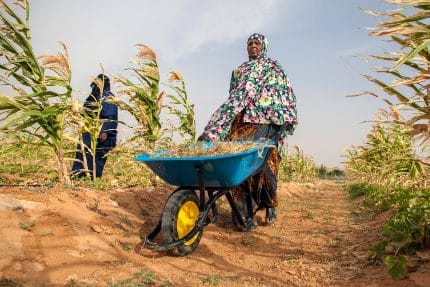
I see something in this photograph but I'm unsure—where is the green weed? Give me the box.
[202,274,222,286]
[107,270,156,287]
[19,220,36,231]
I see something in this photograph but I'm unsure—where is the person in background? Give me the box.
[198,33,298,229]
[71,74,118,179]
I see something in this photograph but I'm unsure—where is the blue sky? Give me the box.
[26,0,392,167]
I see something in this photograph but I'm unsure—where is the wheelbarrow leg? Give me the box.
[196,165,218,225]
[244,182,254,221]
[244,183,257,231]
[225,191,244,226]
[225,191,256,231]
[207,190,219,224]
[145,216,162,240]
[196,166,206,210]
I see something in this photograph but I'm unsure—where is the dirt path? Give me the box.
[0,181,429,286]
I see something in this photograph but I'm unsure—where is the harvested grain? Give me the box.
[152,141,272,158]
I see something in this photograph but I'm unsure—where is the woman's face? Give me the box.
[247,39,263,59]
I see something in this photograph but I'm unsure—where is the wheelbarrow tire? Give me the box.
[161,189,203,256]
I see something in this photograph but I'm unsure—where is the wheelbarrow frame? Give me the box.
[139,142,275,252]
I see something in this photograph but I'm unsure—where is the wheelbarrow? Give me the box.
[135,141,274,256]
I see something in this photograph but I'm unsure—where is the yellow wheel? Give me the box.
[161,189,202,256]
[177,201,200,246]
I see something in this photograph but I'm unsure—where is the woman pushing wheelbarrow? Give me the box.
[198,33,298,228]
[137,33,297,255]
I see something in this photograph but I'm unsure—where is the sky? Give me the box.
[12,0,395,167]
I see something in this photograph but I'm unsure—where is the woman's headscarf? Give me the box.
[89,74,111,101]
[247,33,268,60]
[85,74,112,112]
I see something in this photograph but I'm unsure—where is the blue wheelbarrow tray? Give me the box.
[135,141,275,254]
[135,141,275,188]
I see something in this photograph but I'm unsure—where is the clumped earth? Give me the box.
[0,181,429,287]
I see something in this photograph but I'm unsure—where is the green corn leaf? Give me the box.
[392,39,430,70]
[365,76,424,111]
[0,1,26,25]
[0,10,43,80]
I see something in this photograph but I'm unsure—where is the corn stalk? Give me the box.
[112,45,163,151]
[279,145,317,183]
[0,0,73,184]
[345,114,429,279]
[113,45,196,150]
[163,71,196,143]
[363,0,430,150]
[345,114,427,189]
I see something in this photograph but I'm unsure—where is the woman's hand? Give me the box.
[99,132,107,142]
[197,134,209,142]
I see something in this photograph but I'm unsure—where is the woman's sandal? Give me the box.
[266,207,277,225]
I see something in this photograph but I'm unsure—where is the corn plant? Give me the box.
[163,71,196,143]
[102,146,154,187]
[0,133,55,184]
[113,45,196,151]
[279,145,317,183]
[112,44,164,151]
[345,116,429,278]
[346,115,427,190]
[363,0,430,148]
[355,2,430,277]
[80,75,111,180]
[0,0,74,184]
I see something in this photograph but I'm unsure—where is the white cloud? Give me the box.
[27,0,295,93]
[162,0,278,60]
[30,0,289,71]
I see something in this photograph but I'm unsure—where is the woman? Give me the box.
[198,33,297,228]
[71,74,118,179]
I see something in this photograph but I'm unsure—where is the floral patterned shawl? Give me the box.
[200,33,298,146]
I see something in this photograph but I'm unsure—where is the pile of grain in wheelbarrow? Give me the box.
[154,141,270,158]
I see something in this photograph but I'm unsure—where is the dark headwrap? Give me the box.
[89,74,111,101]
[84,74,112,113]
